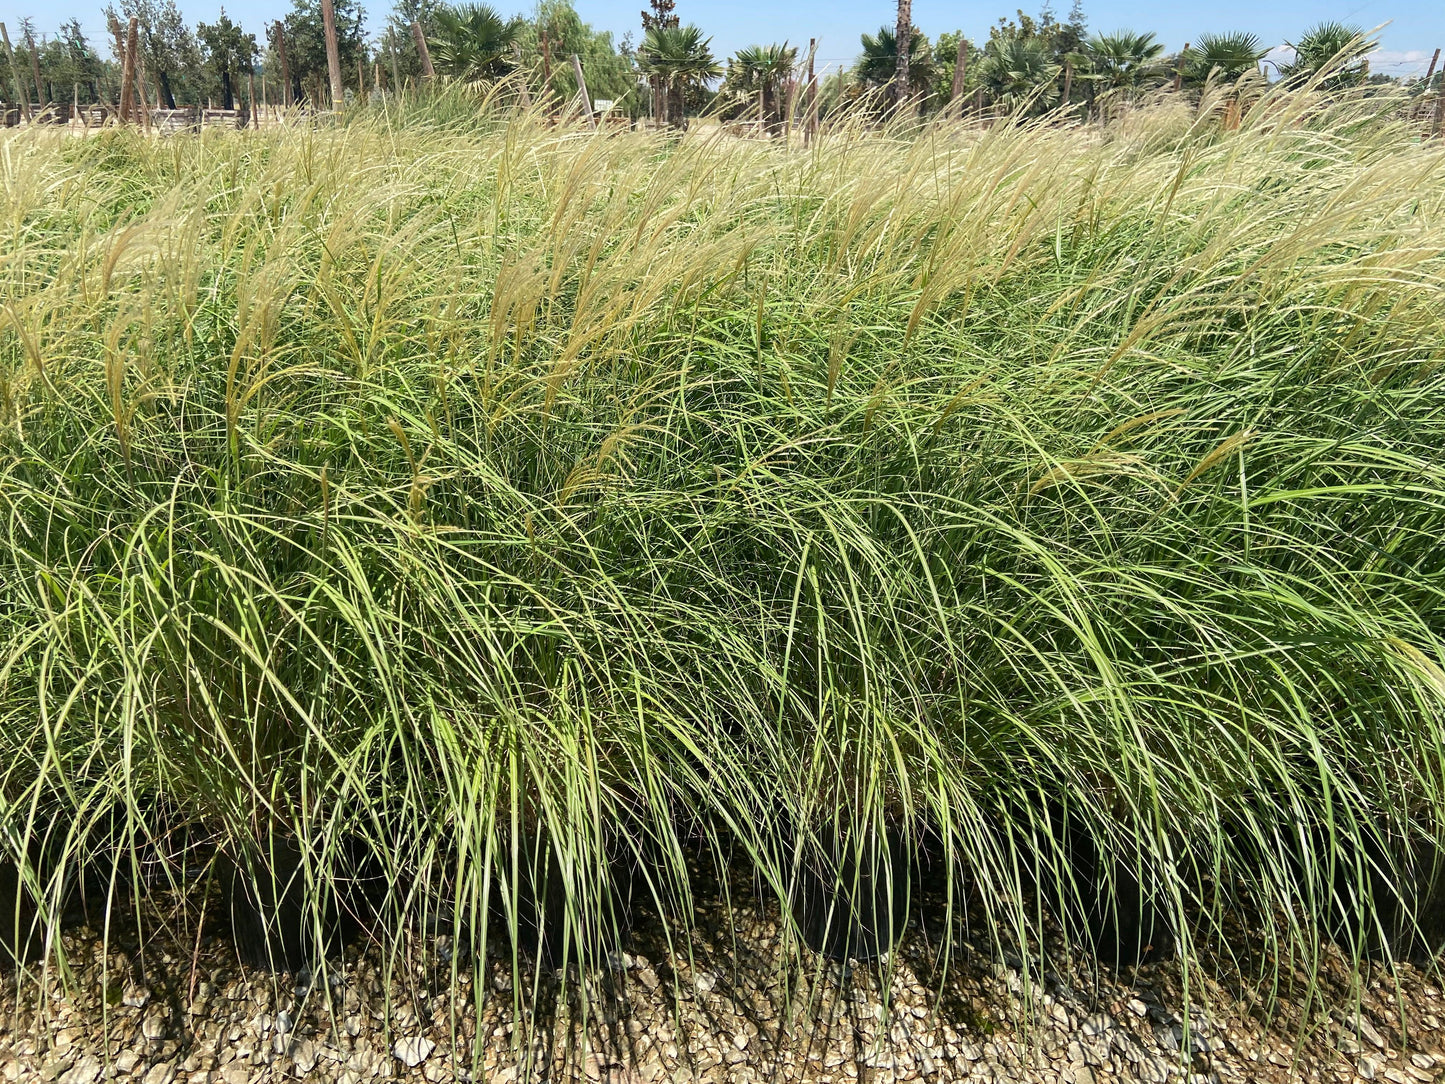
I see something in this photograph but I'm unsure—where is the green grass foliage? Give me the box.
[1,81,1444,1001]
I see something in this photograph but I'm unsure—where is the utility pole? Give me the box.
[893,0,912,111]
[571,54,595,129]
[949,37,968,117]
[320,0,345,109]
[0,24,30,123]
[411,21,435,81]
[274,23,293,108]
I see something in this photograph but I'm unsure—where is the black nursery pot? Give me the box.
[788,824,915,962]
[489,829,641,970]
[1010,796,1175,970]
[0,858,43,968]
[219,834,380,973]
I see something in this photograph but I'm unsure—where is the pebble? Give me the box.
[393,1038,435,1068]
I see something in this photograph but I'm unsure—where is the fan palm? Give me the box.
[979,36,1060,114]
[638,25,720,127]
[1280,22,1371,89]
[1187,32,1267,83]
[727,42,797,133]
[428,3,525,83]
[1085,30,1164,90]
[855,27,934,96]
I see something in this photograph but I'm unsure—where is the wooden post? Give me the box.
[1426,48,1441,86]
[757,86,764,136]
[411,21,435,81]
[248,70,258,126]
[1173,43,1188,92]
[121,18,139,123]
[358,56,365,96]
[805,40,818,145]
[950,37,968,117]
[320,0,345,109]
[1062,58,1073,111]
[388,39,401,94]
[0,24,30,123]
[274,23,292,108]
[571,54,596,129]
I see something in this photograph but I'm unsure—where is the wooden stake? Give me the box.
[950,36,968,116]
[1062,58,1073,112]
[320,0,345,109]
[274,23,292,108]
[1425,48,1440,87]
[412,21,435,81]
[358,56,365,96]
[388,39,401,94]
[571,54,595,129]
[0,24,30,123]
[248,70,258,127]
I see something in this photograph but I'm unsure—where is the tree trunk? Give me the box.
[0,25,30,122]
[805,40,818,144]
[159,69,176,111]
[320,0,345,109]
[221,69,233,111]
[893,0,912,110]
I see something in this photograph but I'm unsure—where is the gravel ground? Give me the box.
[3,861,1444,1084]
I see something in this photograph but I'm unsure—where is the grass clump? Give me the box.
[0,82,1443,1011]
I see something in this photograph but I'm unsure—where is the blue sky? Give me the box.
[15,0,1444,78]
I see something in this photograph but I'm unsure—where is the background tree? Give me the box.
[932,30,979,106]
[1185,31,1266,84]
[105,0,203,108]
[637,23,717,126]
[639,0,676,32]
[724,42,796,132]
[283,0,366,105]
[979,34,1059,112]
[854,26,933,103]
[197,10,258,108]
[517,0,633,107]
[378,0,441,84]
[1280,22,1371,90]
[1084,29,1163,90]
[428,3,521,82]
[50,19,106,102]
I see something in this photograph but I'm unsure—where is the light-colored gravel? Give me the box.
[3,874,1444,1083]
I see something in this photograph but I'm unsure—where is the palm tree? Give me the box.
[638,24,720,127]
[1085,30,1164,90]
[727,42,797,134]
[1280,22,1370,89]
[979,36,1060,113]
[1186,32,1267,83]
[428,3,524,82]
[855,27,934,101]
